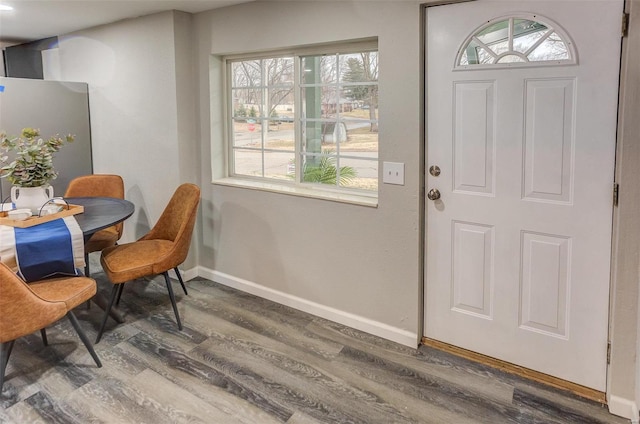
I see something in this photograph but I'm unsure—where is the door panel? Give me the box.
[424,0,622,390]
[523,78,574,203]
[453,81,495,195]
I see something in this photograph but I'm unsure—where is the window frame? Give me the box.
[221,39,379,204]
[454,14,577,71]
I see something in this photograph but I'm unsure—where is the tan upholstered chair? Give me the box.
[96,183,200,343]
[64,174,125,276]
[0,263,102,392]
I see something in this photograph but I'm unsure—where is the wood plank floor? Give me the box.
[0,259,629,423]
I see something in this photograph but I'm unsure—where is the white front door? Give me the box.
[424,0,622,391]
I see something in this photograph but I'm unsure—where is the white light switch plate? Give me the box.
[383,161,405,185]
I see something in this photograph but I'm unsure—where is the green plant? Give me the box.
[301,153,357,186]
[0,127,74,187]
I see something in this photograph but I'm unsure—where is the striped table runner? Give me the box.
[0,216,85,282]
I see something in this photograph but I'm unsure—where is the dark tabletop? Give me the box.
[64,197,135,237]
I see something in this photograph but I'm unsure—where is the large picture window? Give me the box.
[227,42,379,195]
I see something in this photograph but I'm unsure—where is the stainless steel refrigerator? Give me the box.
[0,77,93,202]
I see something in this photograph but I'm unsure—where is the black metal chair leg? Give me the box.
[40,328,48,346]
[0,341,15,393]
[95,284,120,344]
[84,253,92,309]
[115,283,125,305]
[84,252,90,276]
[174,267,188,295]
[163,272,182,330]
[66,312,101,367]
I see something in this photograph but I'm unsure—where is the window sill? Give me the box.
[212,177,378,207]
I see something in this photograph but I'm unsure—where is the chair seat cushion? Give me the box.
[101,240,174,284]
[29,276,97,310]
[85,226,119,253]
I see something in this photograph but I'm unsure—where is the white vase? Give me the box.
[11,185,54,215]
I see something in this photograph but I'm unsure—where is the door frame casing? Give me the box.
[607,0,640,420]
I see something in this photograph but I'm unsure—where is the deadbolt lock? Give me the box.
[429,165,441,177]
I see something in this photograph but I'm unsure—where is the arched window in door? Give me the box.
[456,15,576,69]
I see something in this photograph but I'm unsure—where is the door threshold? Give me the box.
[421,337,606,404]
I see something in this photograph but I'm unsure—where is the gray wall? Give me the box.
[195,1,422,346]
[54,12,199,253]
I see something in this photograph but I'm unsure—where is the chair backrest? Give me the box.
[65,174,125,238]
[141,183,200,272]
[0,263,66,343]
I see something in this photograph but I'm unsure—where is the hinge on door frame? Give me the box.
[613,183,620,207]
[607,341,612,364]
[622,13,630,37]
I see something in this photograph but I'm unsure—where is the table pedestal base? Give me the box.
[92,294,126,323]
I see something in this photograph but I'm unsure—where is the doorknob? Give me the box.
[427,189,441,201]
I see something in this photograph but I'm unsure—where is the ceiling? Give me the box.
[0,0,254,46]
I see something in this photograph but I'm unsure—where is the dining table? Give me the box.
[65,196,135,322]
[0,197,135,322]
[65,196,135,243]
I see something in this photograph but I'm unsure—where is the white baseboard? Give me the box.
[170,266,199,282]
[198,267,419,348]
[608,394,639,422]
